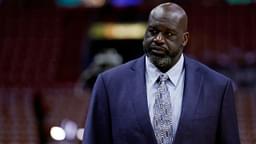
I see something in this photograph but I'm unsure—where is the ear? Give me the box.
[182,32,189,47]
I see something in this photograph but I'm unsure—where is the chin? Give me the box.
[149,54,173,71]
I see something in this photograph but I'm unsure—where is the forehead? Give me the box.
[148,15,180,32]
[148,7,182,30]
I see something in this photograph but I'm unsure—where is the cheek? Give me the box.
[166,41,178,48]
[167,38,183,48]
[166,42,183,54]
[143,38,152,47]
[142,39,146,47]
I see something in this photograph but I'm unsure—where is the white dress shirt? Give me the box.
[145,54,185,137]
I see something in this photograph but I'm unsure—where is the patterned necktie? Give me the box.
[153,74,173,144]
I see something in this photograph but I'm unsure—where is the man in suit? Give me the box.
[83,2,240,144]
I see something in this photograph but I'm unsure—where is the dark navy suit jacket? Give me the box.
[83,55,240,144]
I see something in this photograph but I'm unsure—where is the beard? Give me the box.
[148,54,173,72]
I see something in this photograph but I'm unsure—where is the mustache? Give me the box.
[150,44,184,51]
[150,45,168,51]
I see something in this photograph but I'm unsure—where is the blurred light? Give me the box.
[76,128,84,141]
[50,127,66,141]
[89,22,146,39]
[56,0,81,8]
[111,0,143,7]
[61,119,78,140]
[81,0,106,7]
[226,0,252,5]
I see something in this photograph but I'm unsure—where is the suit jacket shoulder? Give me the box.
[185,56,233,85]
[99,56,145,85]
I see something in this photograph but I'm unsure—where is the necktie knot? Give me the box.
[159,74,169,83]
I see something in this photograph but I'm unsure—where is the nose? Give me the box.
[153,33,164,44]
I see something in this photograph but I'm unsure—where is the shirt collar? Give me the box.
[145,54,184,87]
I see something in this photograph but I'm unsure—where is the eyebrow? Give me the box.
[148,24,177,33]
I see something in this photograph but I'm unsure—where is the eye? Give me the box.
[148,28,158,35]
[165,32,174,37]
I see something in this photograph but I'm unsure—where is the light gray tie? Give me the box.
[153,74,173,144]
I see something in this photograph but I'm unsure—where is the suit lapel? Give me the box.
[130,56,158,144]
[174,56,204,143]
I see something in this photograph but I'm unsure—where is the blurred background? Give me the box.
[0,0,256,143]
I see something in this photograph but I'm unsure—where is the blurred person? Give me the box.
[83,2,240,144]
[74,48,123,95]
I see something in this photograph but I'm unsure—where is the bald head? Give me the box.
[149,2,188,32]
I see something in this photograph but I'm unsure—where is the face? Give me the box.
[143,6,189,72]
